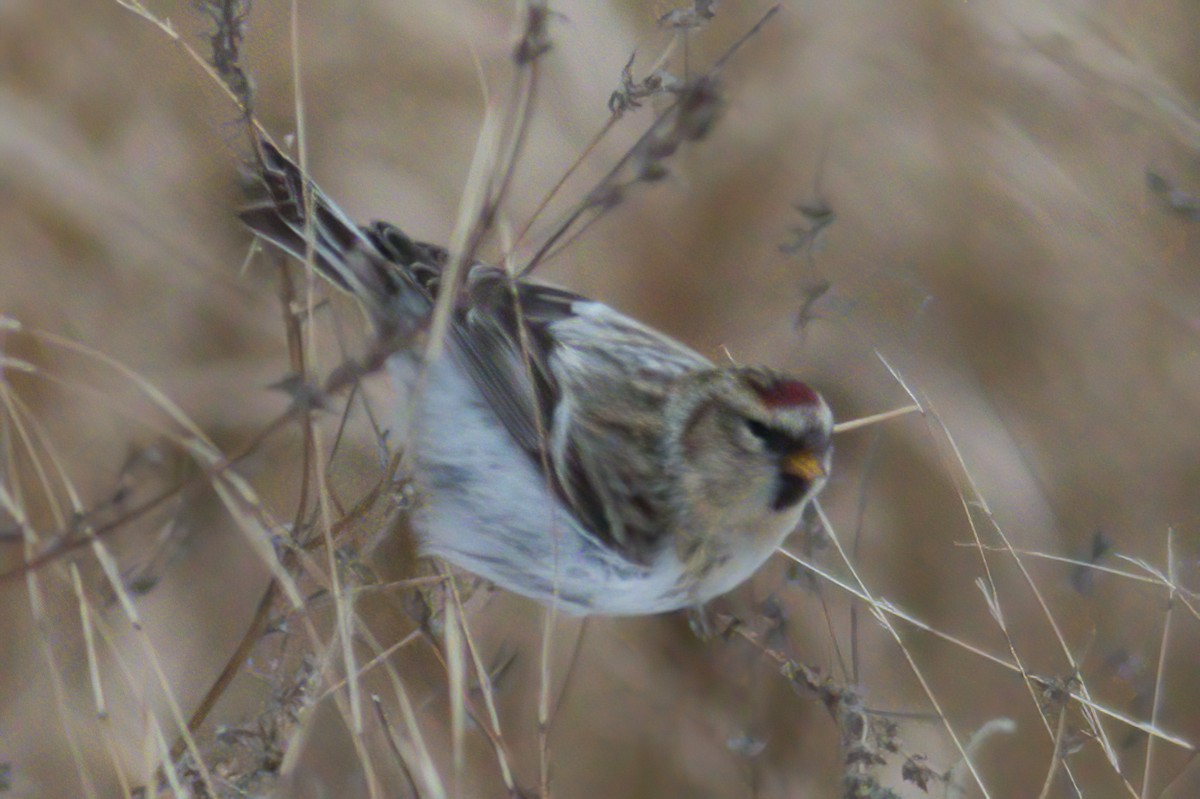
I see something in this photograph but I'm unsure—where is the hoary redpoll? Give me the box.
[240,138,833,615]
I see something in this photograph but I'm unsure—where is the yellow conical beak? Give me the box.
[783,450,826,481]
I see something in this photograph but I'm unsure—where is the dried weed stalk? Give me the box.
[2,1,1196,798]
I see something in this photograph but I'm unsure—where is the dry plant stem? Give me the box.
[325,612,448,796]
[511,114,619,253]
[517,86,682,276]
[509,12,685,254]
[166,252,322,758]
[0,384,119,714]
[113,0,252,117]
[17,323,307,606]
[12,513,189,797]
[538,598,557,799]
[780,545,1194,750]
[280,586,384,798]
[444,581,466,787]
[418,624,524,787]
[302,257,370,749]
[0,365,221,795]
[1037,702,1071,799]
[318,628,422,701]
[500,227,563,797]
[284,0,372,747]
[1,503,99,797]
[468,14,569,792]
[372,696,422,799]
[0,351,333,584]
[133,593,221,794]
[424,2,546,369]
[831,404,922,434]
[723,611,930,792]
[1140,528,1178,798]
[920,393,1139,793]
[4,395,146,796]
[0,379,186,578]
[0,322,364,794]
[151,720,187,797]
[168,258,322,757]
[519,5,781,278]
[69,565,106,716]
[98,730,136,799]
[964,544,1200,606]
[0,313,413,587]
[278,248,319,549]
[827,365,993,789]
[832,361,1190,783]
[324,374,384,511]
[377,647,448,799]
[0,249,381,586]
[875,354,1083,787]
[171,581,280,760]
[934,410,1080,788]
[445,572,519,792]
[0,350,298,589]
[967,538,1200,787]
[846,427,887,685]
[273,5,380,779]
[818,582,850,683]
[90,602,207,796]
[813,501,994,798]
[723,619,825,696]
[544,618,588,731]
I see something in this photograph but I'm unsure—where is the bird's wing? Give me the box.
[240,138,706,563]
[455,273,710,562]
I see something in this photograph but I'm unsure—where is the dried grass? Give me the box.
[1,0,1197,797]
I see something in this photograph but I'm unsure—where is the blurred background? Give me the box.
[1,1,1197,796]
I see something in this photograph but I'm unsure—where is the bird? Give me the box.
[239,137,833,616]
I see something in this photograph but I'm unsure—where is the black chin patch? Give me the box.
[772,473,809,511]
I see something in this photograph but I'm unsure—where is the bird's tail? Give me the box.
[239,137,412,314]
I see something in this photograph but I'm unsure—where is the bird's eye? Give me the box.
[744,418,804,456]
[745,418,772,442]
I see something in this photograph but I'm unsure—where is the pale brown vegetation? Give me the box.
[1,1,1197,797]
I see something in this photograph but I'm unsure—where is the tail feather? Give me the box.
[239,138,400,306]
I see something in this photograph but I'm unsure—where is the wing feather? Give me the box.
[240,139,709,564]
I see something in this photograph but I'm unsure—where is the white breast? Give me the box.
[388,350,694,615]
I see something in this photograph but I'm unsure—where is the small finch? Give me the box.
[241,138,833,615]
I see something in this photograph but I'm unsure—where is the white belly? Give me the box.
[389,352,695,615]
